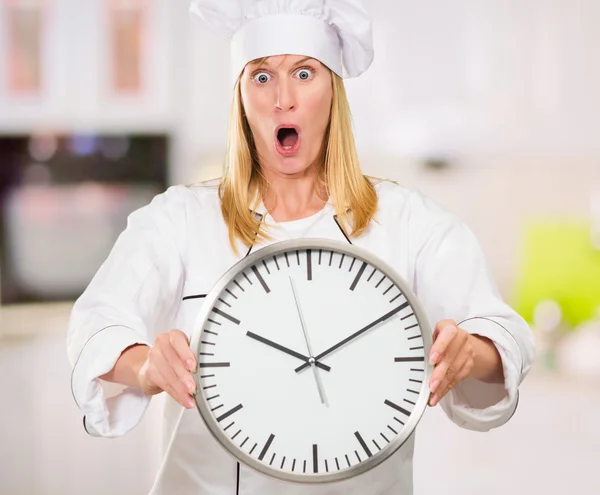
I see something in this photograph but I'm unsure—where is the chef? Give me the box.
[66,1,535,493]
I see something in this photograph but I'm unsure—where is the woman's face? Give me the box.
[240,55,333,178]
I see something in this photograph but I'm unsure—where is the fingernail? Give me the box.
[186,381,195,393]
[430,394,439,406]
[430,380,440,393]
[186,359,195,371]
[430,352,440,364]
[186,397,195,408]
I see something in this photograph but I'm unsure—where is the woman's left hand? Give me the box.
[427,319,475,407]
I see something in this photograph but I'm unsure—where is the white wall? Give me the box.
[1,0,599,296]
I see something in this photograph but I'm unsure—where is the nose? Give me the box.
[275,78,296,112]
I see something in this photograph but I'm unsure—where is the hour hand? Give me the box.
[246,331,331,372]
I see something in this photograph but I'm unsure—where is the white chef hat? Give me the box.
[189,0,374,81]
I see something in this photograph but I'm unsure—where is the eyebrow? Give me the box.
[253,56,315,70]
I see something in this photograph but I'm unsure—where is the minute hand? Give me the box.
[294,301,409,373]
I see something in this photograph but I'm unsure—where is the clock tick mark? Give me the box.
[262,259,271,274]
[394,417,405,426]
[329,251,334,266]
[383,283,394,295]
[355,450,361,462]
[312,444,319,473]
[410,368,424,372]
[249,443,258,455]
[385,399,411,416]
[387,425,398,435]
[280,456,286,469]
[218,298,231,308]
[338,253,346,268]
[223,421,234,431]
[273,256,280,270]
[216,404,243,423]
[395,357,425,363]
[251,265,271,293]
[380,432,389,443]
[240,437,249,448]
[207,318,221,326]
[233,280,245,292]
[232,429,241,440]
[354,431,372,457]
[345,454,351,467]
[376,274,386,288]
[242,272,253,285]
[225,288,238,300]
[258,434,275,461]
[212,307,240,325]
[269,453,276,465]
[335,457,340,470]
[284,252,290,267]
[204,329,218,336]
[389,293,402,303]
[296,250,300,265]
[349,257,356,272]
[405,323,419,330]
[401,313,415,320]
[349,262,367,291]
[199,362,229,368]
[306,249,312,280]
[404,399,416,406]
[211,404,224,412]
[367,267,376,282]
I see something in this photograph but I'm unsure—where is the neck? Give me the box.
[260,167,327,222]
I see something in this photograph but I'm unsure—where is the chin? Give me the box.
[272,153,317,176]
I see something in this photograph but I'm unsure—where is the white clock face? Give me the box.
[191,240,432,483]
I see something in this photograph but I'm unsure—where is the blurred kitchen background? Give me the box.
[0,0,599,494]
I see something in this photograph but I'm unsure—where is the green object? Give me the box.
[513,218,600,328]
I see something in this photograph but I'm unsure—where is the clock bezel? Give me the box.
[190,238,433,484]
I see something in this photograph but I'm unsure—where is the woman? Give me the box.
[67,1,535,493]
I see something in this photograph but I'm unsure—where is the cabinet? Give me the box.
[0,0,176,133]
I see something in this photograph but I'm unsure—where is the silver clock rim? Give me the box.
[190,238,434,484]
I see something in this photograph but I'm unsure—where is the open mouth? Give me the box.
[275,125,301,155]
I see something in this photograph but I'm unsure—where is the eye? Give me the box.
[253,72,271,84]
[296,68,314,81]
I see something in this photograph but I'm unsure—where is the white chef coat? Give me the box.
[67,179,535,495]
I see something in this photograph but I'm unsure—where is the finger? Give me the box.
[429,320,458,364]
[436,354,472,402]
[429,330,468,392]
[152,345,195,408]
[169,329,196,372]
[430,346,473,405]
[161,336,197,395]
[429,360,473,407]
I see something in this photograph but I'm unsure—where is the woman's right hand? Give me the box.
[137,329,198,409]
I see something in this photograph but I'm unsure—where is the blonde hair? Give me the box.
[218,62,378,251]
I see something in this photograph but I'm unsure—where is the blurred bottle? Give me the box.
[532,300,564,373]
